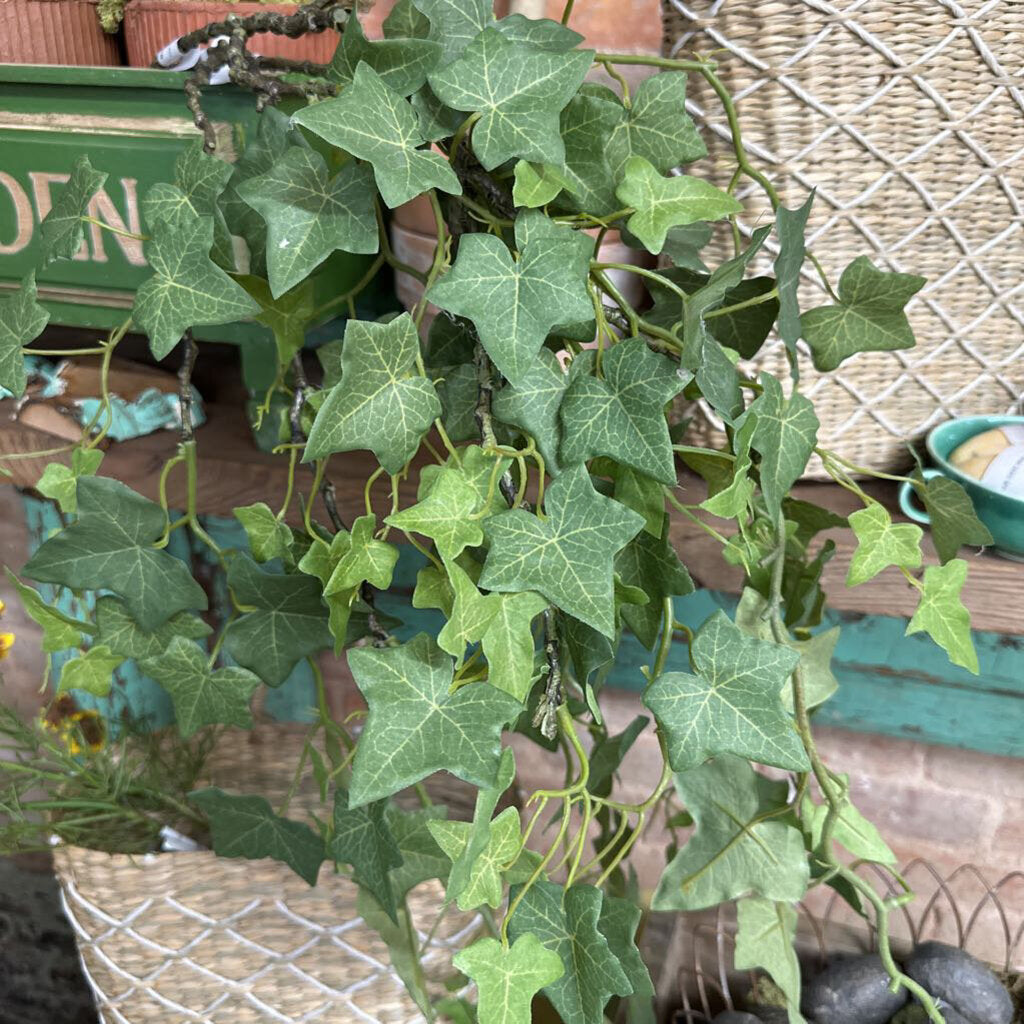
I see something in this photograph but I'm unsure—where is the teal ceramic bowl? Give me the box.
[899,415,1024,561]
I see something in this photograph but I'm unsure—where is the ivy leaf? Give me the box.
[801,783,895,865]
[438,560,500,663]
[428,29,593,171]
[291,64,462,209]
[224,553,332,686]
[0,273,50,398]
[801,257,926,372]
[454,935,564,1024]
[617,156,742,254]
[428,806,530,910]
[383,0,431,39]
[561,613,615,689]
[507,881,633,1024]
[304,314,441,473]
[142,142,235,269]
[133,216,260,360]
[774,191,814,362]
[906,558,978,673]
[58,645,123,697]
[662,222,713,272]
[734,898,804,1024]
[386,803,451,897]
[348,633,520,806]
[236,148,377,299]
[745,373,819,517]
[480,464,644,638]
[918,474,993,563]
[189,788,324,885]
[593,459,665,538]
[140,636,260,738]
[512,160,570,208]
[481,590,548,701]
[23,477,207,631]
[598,895,654,1001]
[412,0,493,62]
[615,517,693,649]
[644,611,809,772]
[588,716,648,796]
[696,417,756,520]
[386,466,484,562]
[495,12,583,51]
[417,444,513,520]
[4,571,89,653]
[653,755,808,911]
[234,501,295,565]
[94,595,211,661]
[39,155,108,264]
[327,11,442,95]
[329,791,403,922]
[35,448,104,515]
[846,503,922,585]
[328,515,399,594]
[560,339,688,485]
[426,212,592,385]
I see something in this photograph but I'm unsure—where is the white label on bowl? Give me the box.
[981,444,1024,499]
[1001,424,1024,446]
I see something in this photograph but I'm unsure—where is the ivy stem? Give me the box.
[80,215,148,242]
[592,261,690,305]
[22,347,107,357]
[448,112,481,166]
[560,0,575,25]
[704,286,779,320]
[310,252,385,321]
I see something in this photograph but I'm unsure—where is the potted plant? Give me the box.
[0,1,1005,1021]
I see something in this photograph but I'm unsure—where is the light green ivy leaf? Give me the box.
[35,448,104,515]
[94,595,211,661]
[4,570,90,654]
[906,558,978,673]
[512,160,570,208]
[305,313,441,473]
[653,755,808,911]
[480,463,644,638]
[846,502,923,585]
[39,155,108,265]
[292,63,462,209]
[617,155,742,254]
[644,611,809,772]
[386,466,483,562]
[348,633,520,806]
[234,501,296,566]
[0,273,50,398]
[58,644,123,697]
[801,256,926,372]
[734,898,805,1024]
[141,636,260,738]
[801,781,895,865]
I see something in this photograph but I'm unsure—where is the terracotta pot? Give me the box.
[0,0,120,65]
[123,0,338,67]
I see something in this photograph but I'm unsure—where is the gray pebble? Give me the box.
[903,943,1013,1024]
[802,954,908,1024]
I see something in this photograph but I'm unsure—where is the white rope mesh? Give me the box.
[664,0,1024,472]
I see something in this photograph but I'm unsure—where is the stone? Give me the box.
[801,954,908,1024]
[712,1013,763,1024]
[750,1008,792,1023]
[903,943,1013,1024]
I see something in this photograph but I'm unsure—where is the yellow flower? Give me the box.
[0,632,14,661]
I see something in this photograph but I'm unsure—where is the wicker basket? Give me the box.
[662,0,1024,474]
[52,726,481,1023]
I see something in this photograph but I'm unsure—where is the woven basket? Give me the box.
[662,0,1024,474]
[52,726,481,1023]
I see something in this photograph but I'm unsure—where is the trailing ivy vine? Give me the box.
[0,2,992,1021]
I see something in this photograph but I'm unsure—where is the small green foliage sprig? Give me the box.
[0,3,992,1022]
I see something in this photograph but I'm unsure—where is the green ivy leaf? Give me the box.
[734,898,804,1024]
[492,350,568,474]
[4,571,89,653]
[305,314,440,473]
[696,418,756,520]
[480,463,644,638]
[386,802,451,897]
[292,64,462,209]
[746,373,819,517]
[140,636,260,738]
[328,11,442,95]
[653,755,808,911]
[598,894,654,1001]
[59,644,123,696]
[348,633,520,806]
[906,558,978,673]
[801,782,895,865]
[329,515,399,594]
[428,29,593,170]
[801,257,926,372]
[512,159,571,208]
[23,477,207,632]
[773,191,814,363]
[329,791,403,922]
[236,148,377,299]
[615,516,693,649]
[142,142,235,269]
[480,590,548,701]
[417,444,513,519]
[587,715,648,796]
[0,273,50,398]
[224,553,332,686]
[427,212,592,385]
[39,155,108,265]
[412,0,493,61]
[918,474,993,563]
[454,935,564,1024]
[133,216,259,360]
[386,466,484,562]
[507,881,633,1024]
[495,12,583,51]
[94,595,211,661]
[616,156,742,254]
[783,497,848,548]
[234,501,295,565]
[644,611,809,772]
[438,559,500,662]
[846,503,922,585]
[561,341,687,485]
[35,448,104,515]
[383,0,431,39]
[189,788,324,885]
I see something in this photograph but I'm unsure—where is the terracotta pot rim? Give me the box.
[125,0,303,7]
[2,0,103,7]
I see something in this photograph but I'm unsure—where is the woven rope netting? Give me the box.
[663,0,1024,473]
